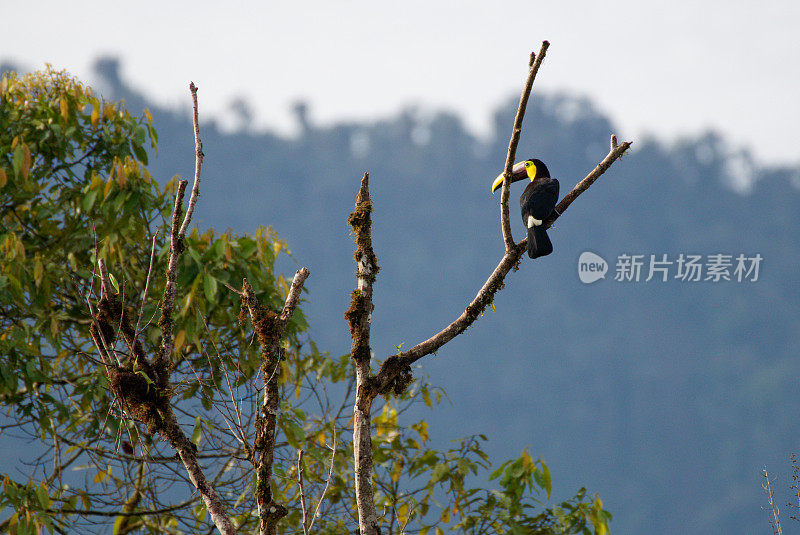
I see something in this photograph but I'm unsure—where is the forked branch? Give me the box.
[242,267,309,535]
[372,136,631,395]
[156,81,203,382]
[500,41,550,251]
[345,45,631,535]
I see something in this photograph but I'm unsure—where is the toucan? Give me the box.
[491,158,560,259]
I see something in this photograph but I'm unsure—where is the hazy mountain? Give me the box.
[7,56,800,533]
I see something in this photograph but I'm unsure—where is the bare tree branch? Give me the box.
[345,172,382,535]
[134,232,159,341]
[308,427,337,533]
[179,81,204,238]
[86,296,119,367]
[543,137,632,228]
[372,135,631,395]
[280,268,310,324]
[500,41,550,251]
[297,450,309,535]
[156,82,204,381]
[97,258,114,298]
[762,467,783,535]
[155,179,188,381]
[159,410,238,535]
[242,266,309,535]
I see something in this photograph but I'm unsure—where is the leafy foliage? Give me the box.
[0,66,307,534]
[0,68,609,534]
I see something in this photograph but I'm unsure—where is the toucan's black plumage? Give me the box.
[491,158,560,259]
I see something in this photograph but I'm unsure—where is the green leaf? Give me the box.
[188,247,202,264]
[489,460,511,481]
[108,272,119,293]
[183,382,200,400]
[508,459,524,478]
[134,126,146,145]
[12,144,24,178]
[132,143,148,165]
[439,507,450,523]
[203,274,217,302]
[542,463,552,499]
[82,188,99,211]
[147,123,158,146]
[191,416,203,446]
[134,370,153,385]
[193,502,208,524]
[36,482,50,510]
[422,387,432,408]
[281,419,304,449]
[25,359,45,383]
[430,463,449,484]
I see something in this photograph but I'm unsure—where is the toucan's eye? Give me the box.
[525,161,537,179]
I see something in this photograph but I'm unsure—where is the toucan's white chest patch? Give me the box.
[527,215,542,228]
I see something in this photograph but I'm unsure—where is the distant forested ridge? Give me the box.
[4,56,799,534]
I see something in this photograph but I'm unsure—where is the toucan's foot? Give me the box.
[549,207,560,229]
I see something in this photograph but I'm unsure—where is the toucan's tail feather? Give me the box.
[527,226,553,259]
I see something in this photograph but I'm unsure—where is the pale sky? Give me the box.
[4,0,799,165]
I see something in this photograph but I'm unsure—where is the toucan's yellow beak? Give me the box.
[491,174,504,193]
[491,161,528,193]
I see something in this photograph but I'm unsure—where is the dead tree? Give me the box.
[344,40,631,535]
